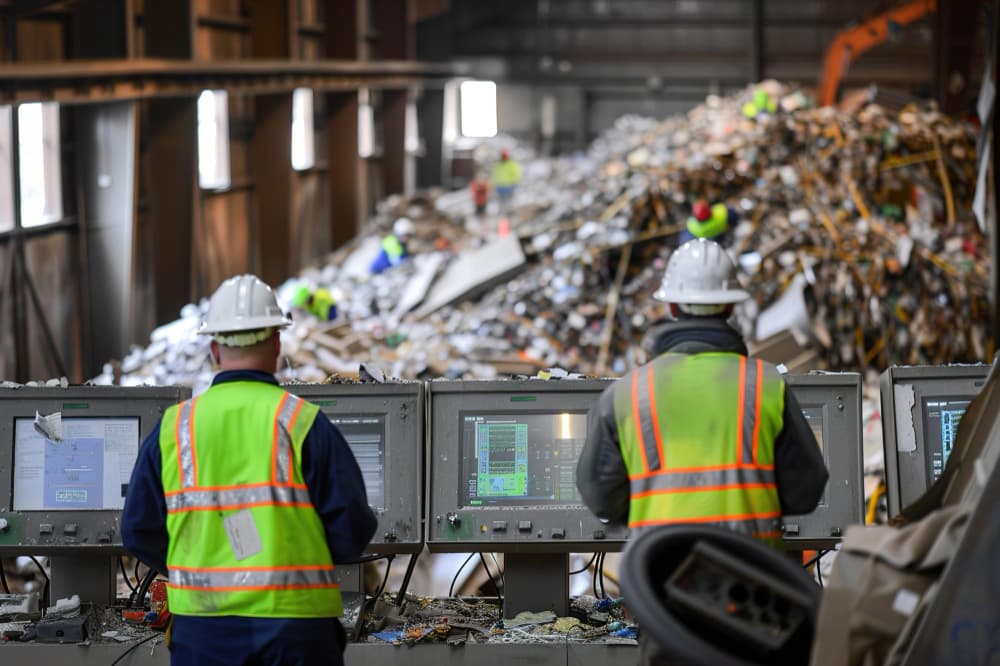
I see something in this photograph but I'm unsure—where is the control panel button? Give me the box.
[39,524,53,535]
[783,523,800,536]
[518,521,532,532]
[0,518,8,532]
[63,524,78,536]
[492,521,508,532]
[830,527,843,537]
[593,529,606,540]
[98,532,112,544]
[551,528,565,539]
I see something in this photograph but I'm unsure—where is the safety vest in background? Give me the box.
[159,381,342,617]
[613,352,785,546]
[492,160,522,188]
[382,234,406,264]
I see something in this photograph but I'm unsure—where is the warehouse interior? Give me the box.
[0,0,998,663]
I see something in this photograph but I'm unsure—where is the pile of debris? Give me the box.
[100,81,990,389]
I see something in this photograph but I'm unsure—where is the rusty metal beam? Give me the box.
[0,58,457,105]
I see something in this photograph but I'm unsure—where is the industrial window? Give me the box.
[291,88,315,171]
[358,90,375,158]
[460,80,498,138]
[18,102,63,228]
[0,106,13,232]
[405,99,421,153]
[197,90,231,190]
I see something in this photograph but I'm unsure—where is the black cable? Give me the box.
[597,553,606,599]
[134,560,141,587]
[570,554,598,576]
[449,553,476,598]
[342,553,392,565]
[802,550,829,569]
[28,556,49,608]
[119,557,136,594]
[592,554,600,599]
[0,559,10,594]
[133,568,158,608]
[816,560,825,588]
[394,552,420,606]
[373,554,394,600]
[109,632,161,666]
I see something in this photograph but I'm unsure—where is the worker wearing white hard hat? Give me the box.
[576,239,827,665]
[370,217,415,275]
[122,274,376,665]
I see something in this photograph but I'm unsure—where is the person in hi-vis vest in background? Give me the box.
[123,274,376,666]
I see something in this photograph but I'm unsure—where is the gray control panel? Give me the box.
[880,364,990,518]
[427,379,627,553]
[0,386,189,554]
[286,382,423,554]
[782,373,865,548]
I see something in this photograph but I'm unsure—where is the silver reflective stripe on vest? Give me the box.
[740,358,760,465]
[170,566,337,590]
[177,400,197,488]
[165,484,313,512]
[274,395,302,484]
[630,467,776,495]
[633,365,662,472]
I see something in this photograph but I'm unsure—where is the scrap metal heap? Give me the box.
[101,82,989,390]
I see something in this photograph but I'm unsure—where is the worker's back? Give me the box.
[160,380,341,618]
[612,351,785,545]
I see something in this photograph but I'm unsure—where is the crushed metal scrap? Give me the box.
[98,81,990,390]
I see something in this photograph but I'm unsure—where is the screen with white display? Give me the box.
[12,417,139,511]
[326,414,386,510]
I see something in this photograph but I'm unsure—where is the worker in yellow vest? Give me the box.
[122,274,377,665]
[491,148,522,215]
[576,240,827,662]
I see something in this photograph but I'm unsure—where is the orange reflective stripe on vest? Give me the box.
[272,393,305,485]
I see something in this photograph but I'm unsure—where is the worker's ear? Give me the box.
[271,332,281,359]
[209,340,221,366]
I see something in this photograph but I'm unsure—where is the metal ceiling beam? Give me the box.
[0,58,458,104]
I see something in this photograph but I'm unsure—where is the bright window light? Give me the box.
[18,102,62,228]
[358,94,375,158]
[197,90,231,190]
[460,80,498,138]
[291,88,315,171]
[405,100,420,153]
[0,106,13,232]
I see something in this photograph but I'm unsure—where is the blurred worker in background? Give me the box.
[576,239,827,665]
[291,283,338,322]
[370,217,415,275]
[680,199,737,245]
[123,274,377,666]
[742,87,778,120]
[491,149,522,215]
[470,171,491,216]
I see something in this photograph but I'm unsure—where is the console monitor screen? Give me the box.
[921,397,971,485]
[460,412,587,507]
[327,414,386,510]
[801,407,824,453]
[12,417,140,511]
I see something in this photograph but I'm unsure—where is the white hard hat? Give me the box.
[654,239,749,305]
[199,274,291,338]
[393,217,415,238]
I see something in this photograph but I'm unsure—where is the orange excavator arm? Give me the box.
[818,0,937,107]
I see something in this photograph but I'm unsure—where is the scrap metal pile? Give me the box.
[102,82,990,390]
